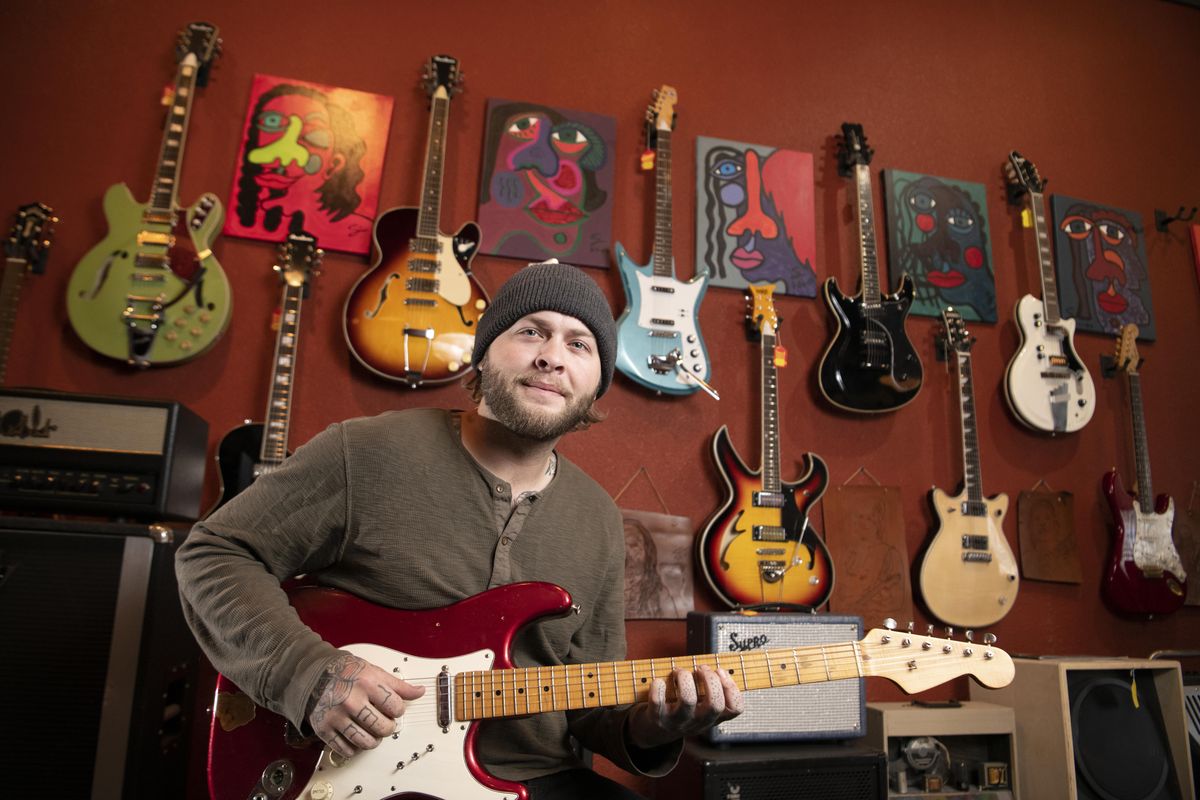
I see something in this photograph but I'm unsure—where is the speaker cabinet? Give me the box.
[0,516,200,798]
[970,657,1195,800]
[657,740,887,800]
[687,611,865,743]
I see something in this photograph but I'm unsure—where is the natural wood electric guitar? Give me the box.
[207,582,1014,800]
[919,308,1020,628]
[66,22,230,366]
[343,55,489,386]
[818,123,922,412]
[1,202,56,384]
[209,233,322,514]
[613,85,712,396]
[697,285,832,608]
[1101,324,1187,615]
[1002,151,1095,434]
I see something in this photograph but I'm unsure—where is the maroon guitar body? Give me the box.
[1101,470,1186,616]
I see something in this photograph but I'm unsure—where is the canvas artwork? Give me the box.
[477,99,615,268]
[882,170,996,322]
[621,509,695,620]
[1050,195,1156,340]
[695,136,817,297]
[223,74,394,255]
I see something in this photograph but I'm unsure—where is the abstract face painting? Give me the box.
[224,75,393,255]
[478,100,615,267]
[696,136,817,297]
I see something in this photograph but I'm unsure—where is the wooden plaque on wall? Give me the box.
[822,484,912,625]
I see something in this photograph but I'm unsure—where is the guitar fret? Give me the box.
[762,332,781,492]
[1128,373,1153,500]
[1029,193,1062,323]
[258,279,304,464]
[651,130,673,278]
[416,95,450,240]
[855,166,882,303]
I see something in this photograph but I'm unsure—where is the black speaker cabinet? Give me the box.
[688,611,865,742]
[657,740,887,800]
[970,657,1196,800]
[0,516,200,798]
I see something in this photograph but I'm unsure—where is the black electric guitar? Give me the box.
[209,234,322,514]
[818,123,922,412]
[1,203,56,384]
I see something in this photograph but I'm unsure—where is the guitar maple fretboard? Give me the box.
[415,92,451,241]
[651,128,674,278]
[0,258,29,384]
[761,331,782,493]
[1127,371,1154,501]
[149,56,201,216]
[259,279,305,466]
[1028,192,1061,323]
[455,640,865,720]
[954,347,987,515]
[854,164,882,306]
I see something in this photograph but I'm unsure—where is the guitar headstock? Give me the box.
[1114,323,1141,375]
[5,202,56,275]
[275,232,322,295]
[940,307,973,354]
[1004,150,1046,204]
[644,85,678,147]
[745,283,779,341]
[177,22,221,85]
[836,123,873,177]
[422,55,463,100]
[860,626,1015,694]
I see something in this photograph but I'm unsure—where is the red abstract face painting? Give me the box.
[224,75,394,255]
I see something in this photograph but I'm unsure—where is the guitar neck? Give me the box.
[148,55,202,218]
[0,257,29,384]
[415,91,451,238]
[761,331,782,492]
[651,129,674,277]
[1027,192,1061,323]
[853,164,882,305]
[1127,372,1154,501]
[954,347,986,514]
[258,282,305,466]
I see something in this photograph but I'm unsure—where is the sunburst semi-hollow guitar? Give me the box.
[818,123,922,412]
[1002,150,1095,434]
[697,285,833,609]
[1,203,56,384]
[343,55,489,386]
[206,582,1014,800]
[66,22,230,366]
[209,233,322,514]
[1101,324,1187,615]
[919,308,1020,628]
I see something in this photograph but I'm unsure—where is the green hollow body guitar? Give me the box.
[66,22,231,367]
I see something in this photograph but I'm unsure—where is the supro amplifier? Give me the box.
[0,388,207,520]
[687,611,865,743]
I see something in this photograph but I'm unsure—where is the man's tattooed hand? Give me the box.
[306,652,426,758]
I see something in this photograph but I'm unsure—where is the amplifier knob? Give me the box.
[136,482,152,494]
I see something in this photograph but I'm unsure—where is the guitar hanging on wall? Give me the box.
[209,233,322,514]
[66,22,230,367]
[697,284,832,609]
[818,123,922,412]
[919,308,1020,628]
[1002,151,1095,434]
[343,55,489,387]
[1101,324,1187,615]
[614,85,715,398]
[207,582,1014,800]
[1,203,56,385]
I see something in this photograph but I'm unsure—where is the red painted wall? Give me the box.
[2,1,1198,795]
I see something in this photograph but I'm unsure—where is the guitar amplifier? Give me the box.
[687,611,865,743]
[0,388,207,520]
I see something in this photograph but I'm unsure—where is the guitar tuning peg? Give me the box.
[926,624,934,636]
[983,633,997,645]
[946,626,954,639]
[883,618,896,631]
[965,630,974,643]
[652,88,659,99]
[906,621,914,633]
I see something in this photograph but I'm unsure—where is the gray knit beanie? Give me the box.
[472,261,617,397]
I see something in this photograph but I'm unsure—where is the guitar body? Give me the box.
[1004,294,1096,433]
[919,488,1019,627]
[208,422,291,515]
[343,206,486,385]
[697,425,833,608]
[818,274,922,412]
[66,183,230,365]
[613,243,710,394]
[208,582,574,800]
[1101,470,1187,615]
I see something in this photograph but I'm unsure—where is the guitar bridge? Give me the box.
[758,560,786,582]
[437,666,450,731]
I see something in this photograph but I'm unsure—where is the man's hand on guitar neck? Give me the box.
[308,652,425,758]
[625,664,744,748]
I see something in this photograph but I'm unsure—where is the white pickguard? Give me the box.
[1005,294,1096,433]
[1124,498,1187,579]
[435,233,472,308]
[295,644,517,800]
[632,269,706,385]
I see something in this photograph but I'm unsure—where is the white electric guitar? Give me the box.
[1002,151,1095,434]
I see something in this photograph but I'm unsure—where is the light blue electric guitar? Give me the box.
[614,86,715,398]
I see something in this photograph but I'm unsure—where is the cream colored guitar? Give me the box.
[919,308,1020,627]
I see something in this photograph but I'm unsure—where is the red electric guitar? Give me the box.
[206,582,1014,800]
[1101,324,1187,615]
[696,284,833,609]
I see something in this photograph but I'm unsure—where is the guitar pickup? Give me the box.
[961,534,989,550]
[752,525,787,541]
[753,491,786,508]
[1047,355,1069,367]
[962,551,993,563]
[650,285,676,294]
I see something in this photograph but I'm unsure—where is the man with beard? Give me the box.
[176,261,742,799]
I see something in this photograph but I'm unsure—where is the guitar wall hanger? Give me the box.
[1153,205,1196,232]
[1100,353,1144,379]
